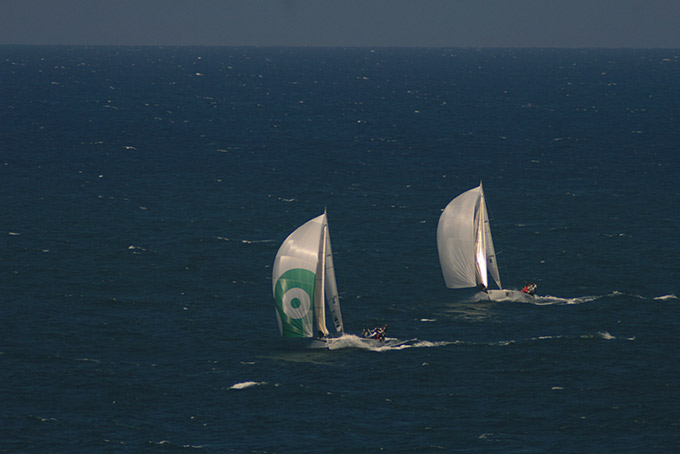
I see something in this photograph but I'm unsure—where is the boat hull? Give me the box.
[486,289,535,303]
[307,336,386,350]
[306,338,330,349]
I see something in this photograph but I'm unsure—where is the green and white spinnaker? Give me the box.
[272,212,344,339]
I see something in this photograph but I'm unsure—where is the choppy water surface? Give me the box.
[1,46,679,452]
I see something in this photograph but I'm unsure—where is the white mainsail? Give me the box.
[323,227,344,334]
[437,184,502,290]
[272,212,344,338]
[480,190,501,289]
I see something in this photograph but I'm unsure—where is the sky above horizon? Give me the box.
[2,0,680,48]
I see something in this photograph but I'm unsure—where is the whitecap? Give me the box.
[229,381,266,390]
[29,415,58,423]
[240,239,274,244]
[580,332,616,340]
[654,294,678,301]
[535,335,560,341]
[77,358,101,363]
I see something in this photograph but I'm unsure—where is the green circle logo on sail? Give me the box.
[274,268,315,337]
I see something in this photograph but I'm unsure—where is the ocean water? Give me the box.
[1,46,679,452]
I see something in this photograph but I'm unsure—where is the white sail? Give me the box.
[272,212,343,338]
[314,219,329,337]
[437,184,502,290]
[272,214,327,337]
[480,189,502,289]
[437,186,482,288]
[323,227,344,334]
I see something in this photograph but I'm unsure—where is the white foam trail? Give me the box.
[490,290,669,306]
[529,295,599,305]
[326,334,453,352]
[229,381,266,390]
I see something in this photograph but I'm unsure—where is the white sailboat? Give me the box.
[437,183,535,302]
[272,211,344,348]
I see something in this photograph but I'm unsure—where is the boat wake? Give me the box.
[527,294,601,305]
[462,290,678,307]
[459,292,599,305]
[532,292,678,305]
[327,334,453,352]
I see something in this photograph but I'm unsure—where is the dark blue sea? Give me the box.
[2,46,679,452]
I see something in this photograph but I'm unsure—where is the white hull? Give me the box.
[309,336,385,350]
[486,289,535,303]
[307,338,330,349]
[277,337,330,350]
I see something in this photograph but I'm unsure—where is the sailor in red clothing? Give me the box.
[522,283,537,295]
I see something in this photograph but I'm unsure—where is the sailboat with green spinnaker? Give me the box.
[272,210,344,348]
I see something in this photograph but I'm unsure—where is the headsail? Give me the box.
[272,212,343,338]
[479,188,501,289]
[323,226,344,334]
[437,184,502,290]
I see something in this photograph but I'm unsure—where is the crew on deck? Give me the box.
[362,324,387,341]
[521,283,537,295]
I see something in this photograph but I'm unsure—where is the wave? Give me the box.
[653,294,678,301]
[229,381,267,390]
[488,331,625,346]
[216,236,275,244]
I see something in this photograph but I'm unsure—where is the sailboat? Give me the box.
[272,211,344,348]
[437,183,535,302]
